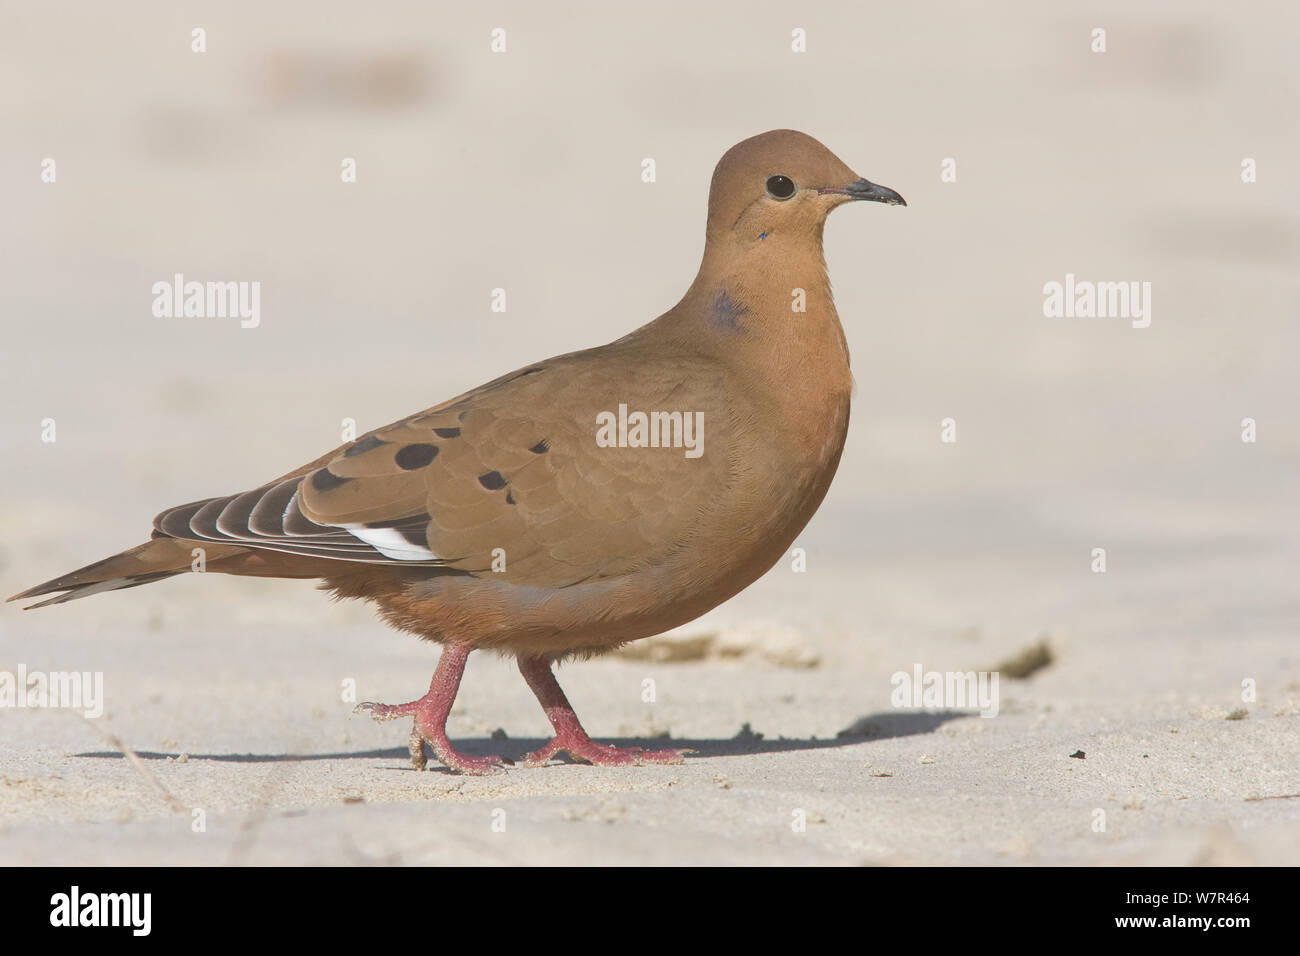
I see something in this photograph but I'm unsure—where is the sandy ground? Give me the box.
[2,556,1298,866]
[2,1,1298,865]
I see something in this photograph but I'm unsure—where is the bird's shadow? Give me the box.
[74,710,971,773]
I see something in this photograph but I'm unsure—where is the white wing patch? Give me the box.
[340,524,438,561]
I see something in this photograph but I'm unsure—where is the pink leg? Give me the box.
[517,656,692,767]
[354,643,504,775]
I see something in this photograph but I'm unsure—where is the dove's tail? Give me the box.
[7,537,336,609]
[7,538,226,608]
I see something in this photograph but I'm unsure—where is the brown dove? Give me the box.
[10,129,905,773]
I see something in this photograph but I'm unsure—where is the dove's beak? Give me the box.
[819,178,907,206]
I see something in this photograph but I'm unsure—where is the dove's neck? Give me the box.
[665,234,853,389]
[645,233,855,462]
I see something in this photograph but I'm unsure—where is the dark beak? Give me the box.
[819,178,907,206]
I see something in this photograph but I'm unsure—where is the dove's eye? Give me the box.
[765,175,796,200]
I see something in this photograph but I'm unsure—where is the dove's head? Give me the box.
[705,129,905,247]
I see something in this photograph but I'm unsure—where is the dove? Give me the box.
[10,129,905,773]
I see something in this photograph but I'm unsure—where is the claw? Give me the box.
[407,725,428,771]
[523,738,695,768]
[517,655,696,770]
[353,700,413,723]
[352,644,505,774]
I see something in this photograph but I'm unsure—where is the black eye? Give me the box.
[765,175,796,200]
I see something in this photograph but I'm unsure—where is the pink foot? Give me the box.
[517,655,694,769]
[354,643,505,775]
[522,734,690,768]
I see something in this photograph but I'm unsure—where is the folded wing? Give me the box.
[153,352,731,589]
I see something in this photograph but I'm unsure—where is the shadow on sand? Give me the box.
[75,709,973,771]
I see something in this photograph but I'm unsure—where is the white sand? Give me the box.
[2,0,1298,865]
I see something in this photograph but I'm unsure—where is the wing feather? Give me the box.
[150,351,733,584]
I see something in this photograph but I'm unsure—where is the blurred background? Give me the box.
[1,1,1296,734]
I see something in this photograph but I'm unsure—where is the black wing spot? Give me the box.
[397,524,430,548]
[433,427,461,438]
[395,443,439,470]
[344,434,388,457]
[311,468,351,492]
[478,471,507,491]
[528,439,550,454]
[505,490,516,505]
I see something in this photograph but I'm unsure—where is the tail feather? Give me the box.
[9,537,361,609]
[7,538,245,609]
[19,571,181,609]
